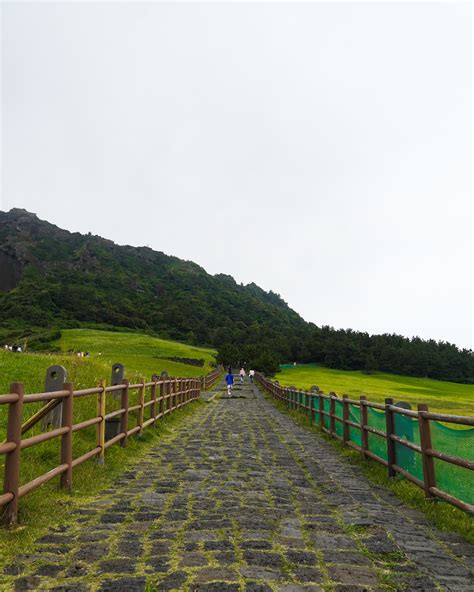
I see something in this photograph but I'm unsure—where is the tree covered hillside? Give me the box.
[1,208,473,381]
[0,209,311,372]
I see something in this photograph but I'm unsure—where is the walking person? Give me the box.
[249,369,255,383]
[225,370,234,396]
[239,367,246,384]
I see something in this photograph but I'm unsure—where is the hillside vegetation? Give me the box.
[276,364,474,416]
[1,208,473,382]
[0,329,216,396]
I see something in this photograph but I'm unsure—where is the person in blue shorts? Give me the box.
[225,371,234,396]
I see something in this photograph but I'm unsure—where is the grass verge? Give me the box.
[260,387,474,544]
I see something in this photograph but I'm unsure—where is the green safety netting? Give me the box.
[431,421,474,505]
[296,391,474,507]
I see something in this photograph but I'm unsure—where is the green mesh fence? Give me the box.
[348,403,361,446]
[431,422,474,506]
[298,392,474,509]
[323,398,330,429]
[367,408,388,461]
[311,395,320,423]
[334,399,344,438]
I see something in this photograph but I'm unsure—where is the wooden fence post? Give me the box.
[2,383,24,526]
[120,379,129,447]
[165,379,169,413]
[342,395,349,443]
[418,404,436,498]
[173,379,177,410]
[159,380,165,417]
[138,380,145,436]
[150,378,158,423]
[329,392,336,436]
[385,398,396,477]
[60,383,74,489]
[360,396,368,460]
[96,380,106,464]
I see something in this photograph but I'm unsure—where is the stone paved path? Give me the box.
[3,381,473,592]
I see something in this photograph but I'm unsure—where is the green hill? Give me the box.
[0,208,309,373]
[1,208,473,382]
[0,329,217,397]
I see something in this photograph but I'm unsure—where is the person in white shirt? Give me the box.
[239,367,246,383]
[249,369,255,383]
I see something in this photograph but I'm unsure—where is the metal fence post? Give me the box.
[2,383,24,526]
[418,404,436,499]
[60,382,74,489]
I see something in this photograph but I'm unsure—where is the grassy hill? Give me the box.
[1,208,473,381]
[0,329,216,397]
[276,364,474,416]
[0,208,309,374]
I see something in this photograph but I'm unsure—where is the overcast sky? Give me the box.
[1,2,472,349]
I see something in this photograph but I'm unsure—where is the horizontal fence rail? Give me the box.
[0,365,222,526]
[201,368,221,391]
[256,373,474,514]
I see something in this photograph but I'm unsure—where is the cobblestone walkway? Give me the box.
[4,382,473,592]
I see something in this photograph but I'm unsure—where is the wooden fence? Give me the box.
[201,367,221,390]
[256,373,474,514]
[0,366,222,526]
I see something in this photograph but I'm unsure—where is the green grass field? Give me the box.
[0,328,217,397]
[276,364,474,416]
[53,328,217,381]
[0,329,217,506]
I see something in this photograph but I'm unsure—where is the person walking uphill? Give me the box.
[225,371,234,396]
[239,367,246,384]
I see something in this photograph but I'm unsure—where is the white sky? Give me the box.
[1,2,472,349]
